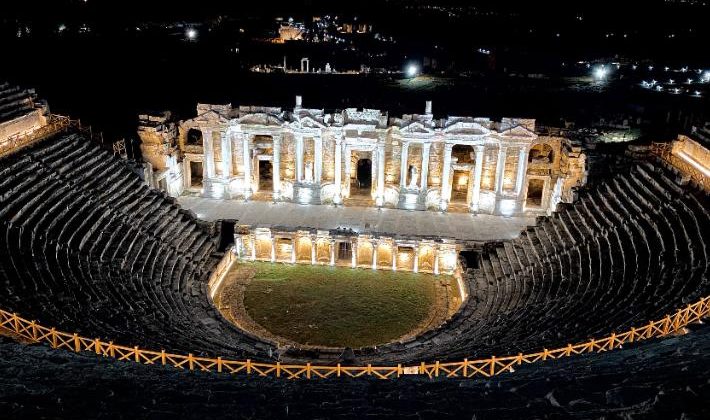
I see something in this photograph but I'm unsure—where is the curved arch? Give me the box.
[186,128,203,146]
[529,143,554,164]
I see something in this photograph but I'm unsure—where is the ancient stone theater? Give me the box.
[0,82,709,418]
[138,97,585,216]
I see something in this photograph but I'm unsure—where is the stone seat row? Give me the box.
[0,134,707,366]
[364,162,708,364]
[0,134,272,359]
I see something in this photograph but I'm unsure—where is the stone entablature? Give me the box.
[0,82,49,151]
[138,97,587,216]
[234,225,460,276]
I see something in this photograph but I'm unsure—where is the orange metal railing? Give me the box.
[0,296,707,380]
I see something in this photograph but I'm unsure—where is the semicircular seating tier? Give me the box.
[1,322,709,418]
[369,160,709,363]
[0,133,270,359]
[0,133,708,365]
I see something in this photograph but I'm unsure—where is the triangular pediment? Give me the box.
[400,121,435,134]
[292,115,326,129]
[502,125,536,137]
[193,109,229,124]
[238,113,284,126]
[443,121,491,135]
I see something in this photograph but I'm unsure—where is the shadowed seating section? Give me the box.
[0,133,708,365]
[0,82,41,124]
[372,162,709,363]
[0,134,270,358]
[1,323,709,419]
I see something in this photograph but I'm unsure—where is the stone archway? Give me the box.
[529,143,554,164]
[186,128,203,146]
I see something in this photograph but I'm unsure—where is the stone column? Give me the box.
[221,131,232,179]
[420,143,431,190]
[344,146,352,198]
[291,238,296,263]
[315,136,323,183]
[495,146,508,194]
[376,143,385,206]
[182,159,191,191]
[413,246,419,273]
[392,245,398,271]
[351,241,358,268]
[295,135,304,183]
[399,142,409,188]
[273,135,281,199]
[202,129,216,178]
[439,144,453,211]
[330,240,336,266]
[433,248,440,275]
[235,236,243,258]
[311,236,316,265]
[270,238,276,263]
[515,147,529,196]
[371,242,378,270]
[471,145,485,211]
[333,138,343,204]
[242,134,251,196]
[250,235,256,260]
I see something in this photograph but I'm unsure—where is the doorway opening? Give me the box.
[190,161,203,187]
[526,179,545,208]
[451,169,470,204]
[337,242,352,264]
[258,160,273,192]
[352,158,372,197]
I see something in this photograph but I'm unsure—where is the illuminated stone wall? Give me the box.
[0,112,46,147]
[0,83,49,150]
[674,135,710,171]
[139,100,585,215]
[235,227,460,275]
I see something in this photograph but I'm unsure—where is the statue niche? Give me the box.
[408,165,420,189]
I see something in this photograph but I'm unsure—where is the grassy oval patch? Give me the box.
[242,263,439,348]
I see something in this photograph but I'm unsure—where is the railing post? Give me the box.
[12,313,19,333]
[3,295,710,385]
[663,316,672,335]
